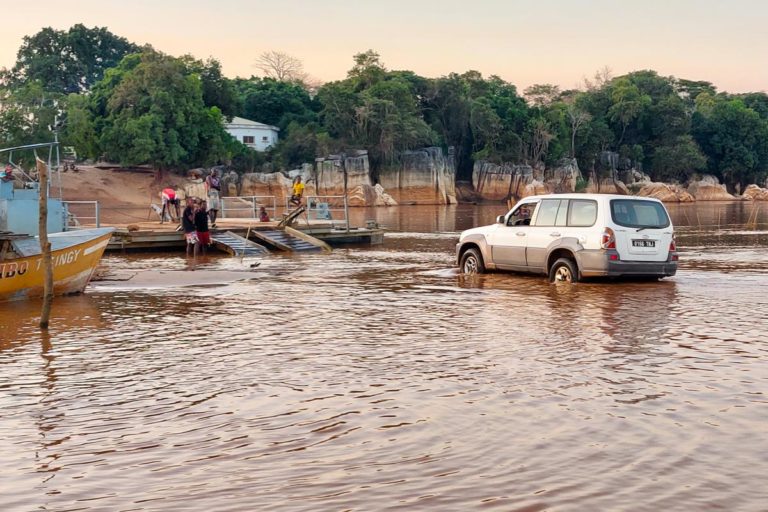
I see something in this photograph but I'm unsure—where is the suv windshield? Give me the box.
[610,199,670,229]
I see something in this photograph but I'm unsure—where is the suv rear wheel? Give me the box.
[549,257,578,283]
[460,247,485,275]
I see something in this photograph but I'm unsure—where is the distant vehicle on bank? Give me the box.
[456,193,678,283]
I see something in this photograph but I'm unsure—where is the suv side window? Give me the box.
[533,199,561,226]
[568,199,597,227]
[507,203,536,226]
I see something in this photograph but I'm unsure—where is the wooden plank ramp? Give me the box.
[250,228,330,253]
[211,231,269,257]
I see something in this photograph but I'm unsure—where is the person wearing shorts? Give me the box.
[195,200,211,254]
[161,187,180,223]
[205,169,222,227]
[182,197,199,257]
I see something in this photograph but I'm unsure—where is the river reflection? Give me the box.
[1,202,767,511]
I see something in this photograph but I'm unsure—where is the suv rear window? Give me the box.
[610,199,670,228]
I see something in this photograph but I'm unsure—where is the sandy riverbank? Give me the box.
[57,166,188,225]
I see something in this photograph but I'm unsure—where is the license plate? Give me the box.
[632,239,656,247]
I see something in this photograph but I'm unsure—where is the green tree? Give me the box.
[347,50,386,90]
[78,50,234,170]
[607,78,651,146]
[651,135,707,182]
[0,80,62,146]
[316,54,437,170]
[693,97,768,189]
[180,56,241,118]
[8,24,140,94]
[234,77,318,131]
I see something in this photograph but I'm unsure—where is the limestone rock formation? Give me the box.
[472,161,539,201]
[221,171,240,197]
[686,174,734,200]
[240,172,296,203]
[346,184,398,207]
[183,178,206,200]
[379,147,456,204]
[636,182,695,202]
[546,158,582,193]
[585,176,629,195]
[315,153,372,198]
[373,184,397,206]
[742,184,768,201]
[522,179,549,198]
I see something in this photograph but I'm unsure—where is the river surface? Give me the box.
[1,202,767,511]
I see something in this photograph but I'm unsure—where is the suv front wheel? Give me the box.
[549,257,578,283]
[460,247,485,275]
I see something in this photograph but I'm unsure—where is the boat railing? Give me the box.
[0,141,63,198]
[302,195,349,229]
[220,195,276,219]
[63,201,100,229]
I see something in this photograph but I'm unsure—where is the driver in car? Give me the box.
[515,205,531,225]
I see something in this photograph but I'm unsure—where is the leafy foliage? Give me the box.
[72,50,235,169]
[7,24,140,94]
[2,25,768,188]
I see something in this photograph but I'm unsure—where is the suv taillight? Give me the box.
[601,227,616,250]
[669,233,676,252]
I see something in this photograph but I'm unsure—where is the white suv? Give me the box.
[456,194,678,282]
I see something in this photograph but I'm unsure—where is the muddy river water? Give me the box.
[1,202,767,511]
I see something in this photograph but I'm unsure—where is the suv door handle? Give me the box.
[516,232,526,237]
[550,232,561,237]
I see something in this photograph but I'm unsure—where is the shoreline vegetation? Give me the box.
[3,25,768,208]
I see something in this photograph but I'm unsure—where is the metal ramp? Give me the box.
[250,227,330,253]
[211,231,269,257]
[277,205,307,228]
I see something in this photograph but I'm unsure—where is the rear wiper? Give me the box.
[635,226,650,232]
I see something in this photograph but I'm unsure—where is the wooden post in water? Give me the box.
[37,157,53,329]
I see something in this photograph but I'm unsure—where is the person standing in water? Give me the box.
[195,200,211,255]
[182,197,199,257]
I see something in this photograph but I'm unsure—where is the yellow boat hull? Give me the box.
[0,229,113,302]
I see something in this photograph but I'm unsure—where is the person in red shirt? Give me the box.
[161,187,180,223]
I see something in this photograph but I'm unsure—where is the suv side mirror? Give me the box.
[496,215,505,224]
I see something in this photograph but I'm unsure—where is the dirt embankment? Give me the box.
[58,166,186,224]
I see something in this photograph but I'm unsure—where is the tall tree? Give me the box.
[76,50,234,170]
[0,81,62,146]
[565,98,591,158]
[9,24,140,94]
[254,51,308,83]
[693,97,768,189]
[234,77,318,130]
[523,84,561,107]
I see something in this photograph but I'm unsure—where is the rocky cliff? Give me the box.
[585,176,629,195]
[686,174,734,200]
[472,158,581,201]
[636,182,695,202]
[472,162,534,201]
[201,148,760,207]
[378,147,456,205]
[742,184,768,201]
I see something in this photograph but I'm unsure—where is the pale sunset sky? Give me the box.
[2,0,766,93]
